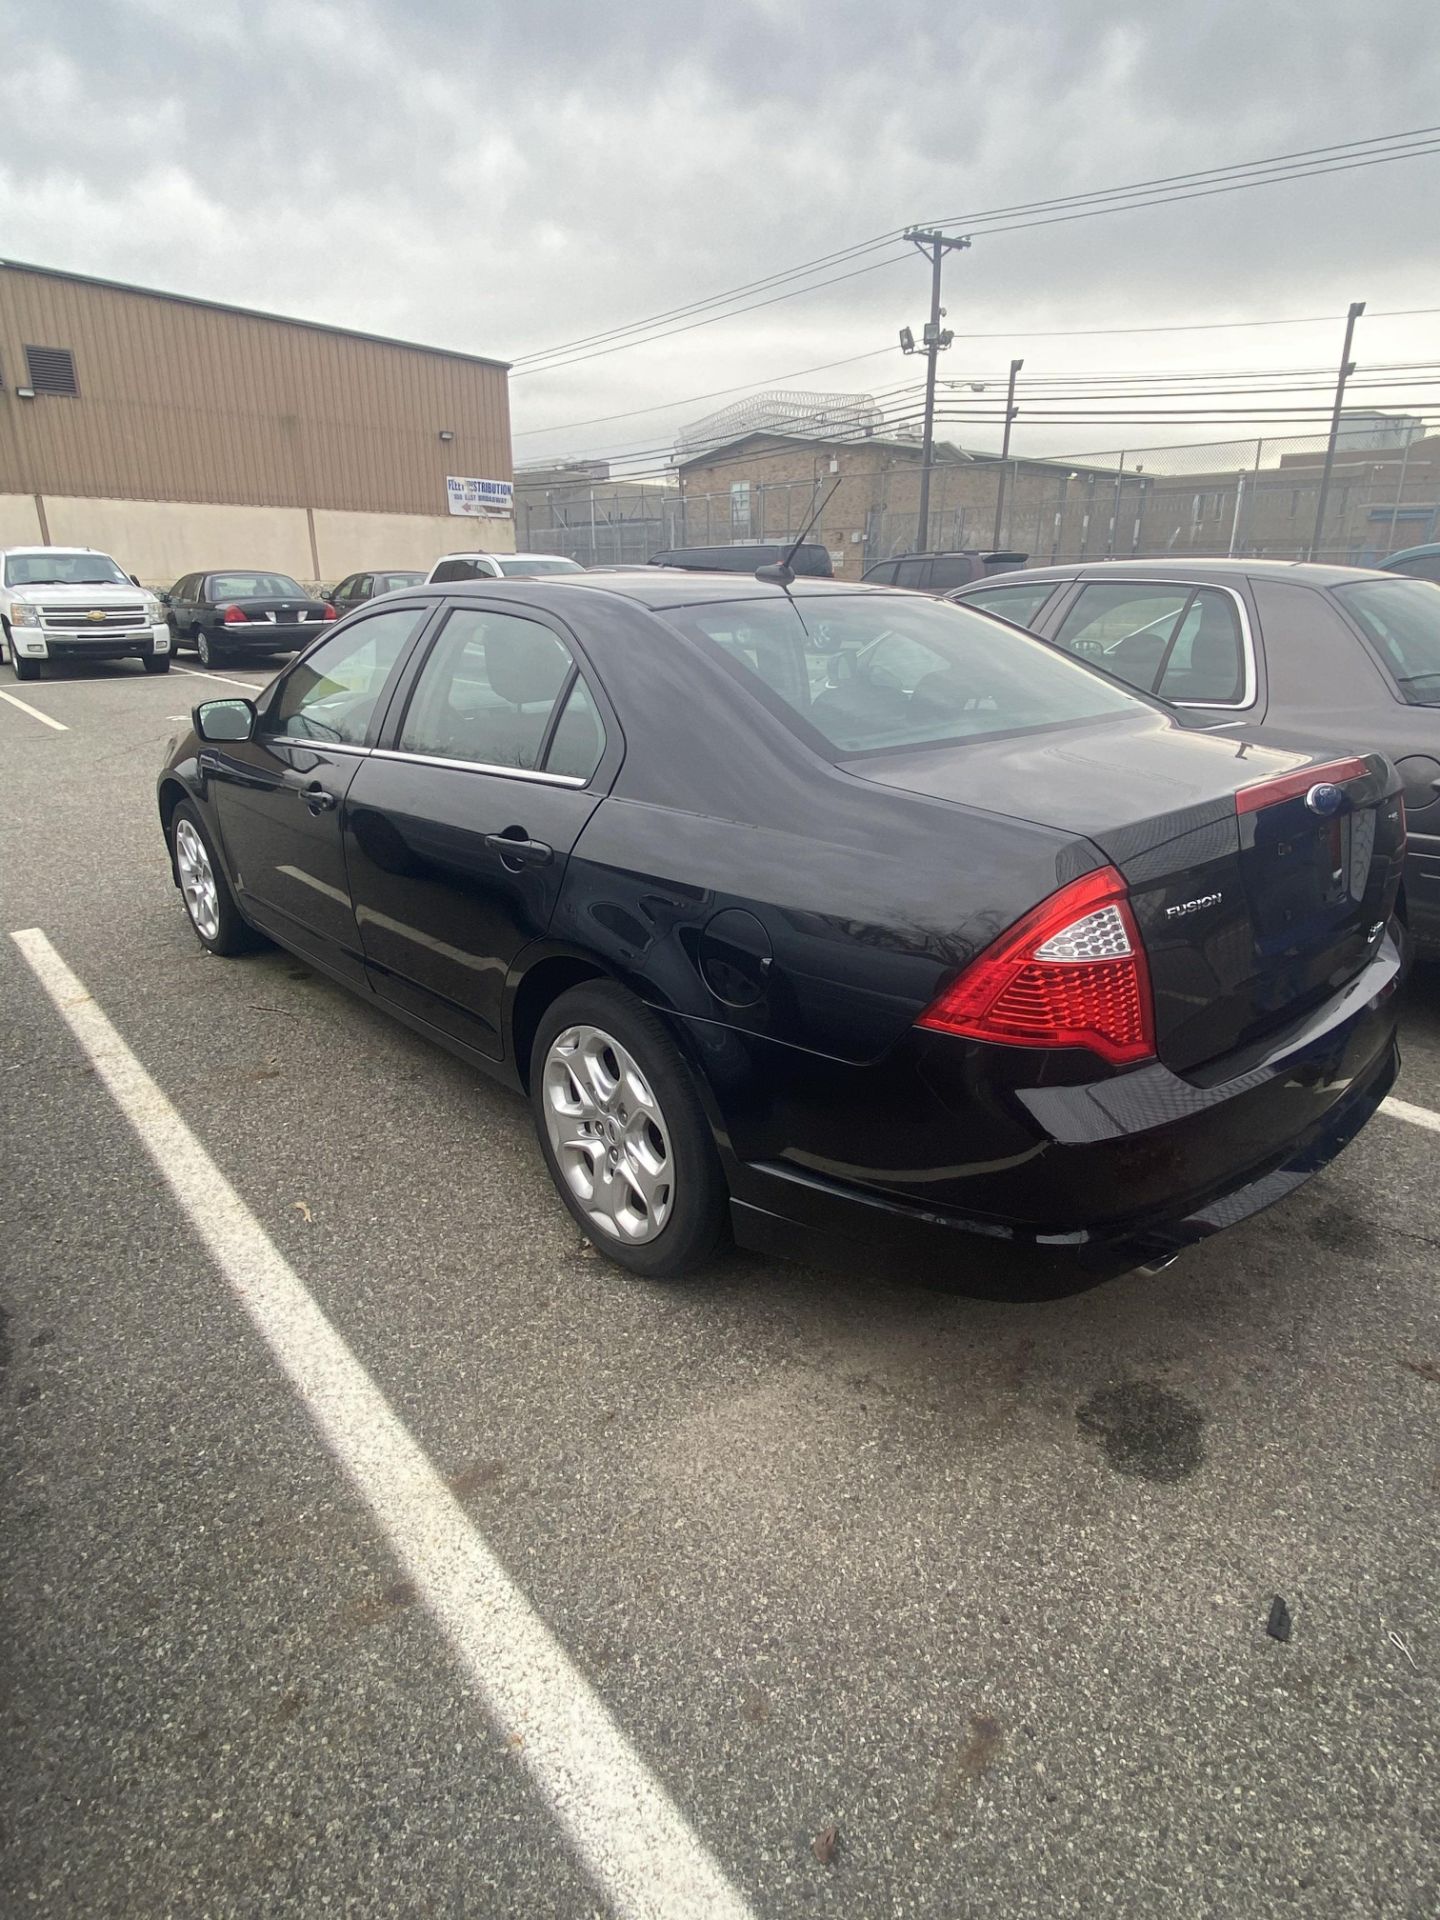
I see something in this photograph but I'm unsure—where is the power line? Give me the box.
[511,127,1440,376]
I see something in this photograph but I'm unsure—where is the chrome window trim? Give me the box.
[1058,578,1258,711]
[266,734,371,754]
[369,746,587,787]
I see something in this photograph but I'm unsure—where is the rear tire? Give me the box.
[529,981,727,1279]
[196,631,223,668]
[170,800,261,956]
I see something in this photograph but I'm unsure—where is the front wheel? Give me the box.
[6,628,41,681]
[171,801,260,956]
[142,652,171,674]
[530,981,727,1279]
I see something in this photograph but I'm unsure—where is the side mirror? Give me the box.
[158,591,171,607]
[194,698,255,743]
[129,574,142,587]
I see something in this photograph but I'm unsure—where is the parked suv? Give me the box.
[2,546,170,679]
[862,550,1027,593]
[426,553,586,582]
[649,542,833,577]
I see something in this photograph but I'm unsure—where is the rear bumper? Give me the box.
[205,623,317,652]
[714,935,1403,1298]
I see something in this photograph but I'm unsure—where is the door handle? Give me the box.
[302,784,337,814]
[484,832,553,867]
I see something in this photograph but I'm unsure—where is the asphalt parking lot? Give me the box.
[2,658,1437,1920]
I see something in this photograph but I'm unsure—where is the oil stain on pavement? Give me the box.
[1076,1380,1206,1482]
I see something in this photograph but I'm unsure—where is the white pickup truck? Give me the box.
[1,545,171,680]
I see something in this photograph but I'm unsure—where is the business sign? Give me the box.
[446,475,514,519]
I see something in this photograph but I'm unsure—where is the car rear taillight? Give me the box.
[1234,755,1368,815]
[322,603,338,620]
[917,865,1155,1066]
[221,604,247,625]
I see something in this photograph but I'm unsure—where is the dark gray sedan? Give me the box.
[947,558,1440,957]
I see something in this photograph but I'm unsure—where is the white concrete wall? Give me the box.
[312,508,515,580]
[0,494,45,545]
[0,494,517,586]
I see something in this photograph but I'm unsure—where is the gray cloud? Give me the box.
[4,0,1439,462]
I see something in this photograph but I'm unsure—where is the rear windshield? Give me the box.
[1334,576,1440,705]
[209,572,306,600]
[496,557,585,577]
[664,593,1141,755]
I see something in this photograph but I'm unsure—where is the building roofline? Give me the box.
[0,258,512,373]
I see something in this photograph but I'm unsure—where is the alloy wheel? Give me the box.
[542,1024,674,1243]
[175,817,221,942]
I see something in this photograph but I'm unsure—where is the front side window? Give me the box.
[4,550,130,588]
[865,561,898,586]
[268,606,421,744]
[961,580,1058,629]
[1335,577,1440,704]
[665,594,1141,757]
[1051,582,1246,703]
[208,572,306,601]
[398,608,576,770]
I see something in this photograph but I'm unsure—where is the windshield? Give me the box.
[208,573,307,600]
[496,557,585,577]
[664,593,1143,756]
[4,551,131,588]
[1334,576,1440,704]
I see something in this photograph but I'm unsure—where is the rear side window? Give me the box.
[665,594,1140,757]
[928,556,976,592]
[960,580,1058,629]
[895,558,932,590]
[1052,582,1245,703]
[398,608,576,770]
[431,557,494,583]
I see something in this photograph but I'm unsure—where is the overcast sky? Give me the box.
[5,0,1439,468]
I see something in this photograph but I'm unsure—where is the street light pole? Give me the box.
[991,356,1023,548]
[901,227,970,553]
[1308,300,1365,561]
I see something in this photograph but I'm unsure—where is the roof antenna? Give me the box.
[756,477,842,586]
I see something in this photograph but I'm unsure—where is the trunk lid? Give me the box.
[845,711,1404,1072]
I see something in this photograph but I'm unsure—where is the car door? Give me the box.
[343,599,617,1057]
[343,574,373,611]
[165,575,195,638]
[329,574,358,614]
[1041,578,1263,726]
[203,604,429,982]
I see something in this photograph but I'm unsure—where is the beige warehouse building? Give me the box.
[0,260,514,585]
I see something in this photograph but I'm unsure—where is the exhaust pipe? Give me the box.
[1136,1252,1181,1277]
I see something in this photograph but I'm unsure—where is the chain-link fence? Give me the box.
[519,425,1438,577]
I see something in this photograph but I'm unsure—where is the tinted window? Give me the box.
[399,608,574,769]
[1335,577,1440,704]
[208,572,306,600]
[431,557,495,583]
[961,581,1058,629]
[864,562,898,586]
[1387,551,1440,582]
[895,558,932,590]
[269,606,420,744]
[1154,591,1245,703]
[928,556,977,592]
[495,556,586,577]
[666,594,1140,756]
[545,676,606,780]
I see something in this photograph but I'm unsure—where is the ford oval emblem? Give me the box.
[1305,782,1345,817]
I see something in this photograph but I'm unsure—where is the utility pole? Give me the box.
[1308,300,1364,561]
[991,356,1023,548]
[900,227,970,552]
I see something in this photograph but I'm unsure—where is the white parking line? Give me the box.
[0,688,68,731]
[1382,1095,1440,1135]
[8,927,754,1920]
[172,664,272,691]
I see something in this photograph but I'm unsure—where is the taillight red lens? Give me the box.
[322,602,338,620]
[221,604,246,625]
[1234,755,1368,815]
[917,865,1154,1065]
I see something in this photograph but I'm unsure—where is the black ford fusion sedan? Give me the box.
[157,574,1405,1295]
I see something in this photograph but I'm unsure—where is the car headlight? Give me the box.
[141,594,163,622]
[9,602,40,626]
